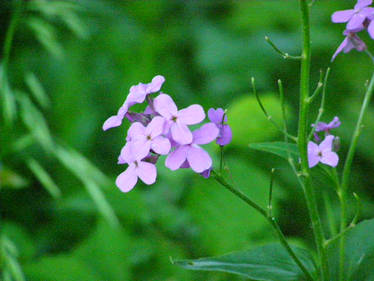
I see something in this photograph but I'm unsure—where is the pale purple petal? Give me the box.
[118,143,135,164]
[151,136,171,155]
[360,6,374,17]
[187,146,212,173]
[331,9,355,23]
[217,124,232,146]
[127,122,146,141]
[192,123,219,145]
[320,151,339,167]
[103,115,123,131]
[128,83,148,104]
[314,122,328,132]
[327,116,341,129]
[178,104,206,125]
[165,146,189,170]
[136,161,157,185]
[171,122,193,144]
[332,37,349,61]
[347,13,366,30]
[369,20,374,39]
[116,164,138,192]
[153,94,178,119]
[319,135,335,152]
[355,0,372,10]
[146,75,165,93]
[308,141,320,168]
[351,34,367,51]
[208,108,227,124]
[146,116,165,138]
[131,140,151,160]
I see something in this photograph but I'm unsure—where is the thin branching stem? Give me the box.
[265,36,302,60]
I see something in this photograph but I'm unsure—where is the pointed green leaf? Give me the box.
[25,72,50,109]
[249,142,299,160]
[174,244,316,281]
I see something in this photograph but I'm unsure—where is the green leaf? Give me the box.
[25,72,50,109]
[0,66,16,124]
[249,142,299,160]
[174,244,316,281]
[328,219,374,281]
[26,158,61,198]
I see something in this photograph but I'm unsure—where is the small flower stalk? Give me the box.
[103,75,232,192]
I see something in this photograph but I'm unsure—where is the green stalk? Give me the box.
[338,72,374,281]
[298,1,329,280]
[212,171,314,281]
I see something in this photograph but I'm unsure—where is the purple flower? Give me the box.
[308,135,339,168]
[127,116,171,160]
[165,123,219,173]
[103,75,165,131]
[331,31,367,61]
[332,0,374,32]
[312,116,341,133]
[116,144,157,192]
[208,108,232,146]
[153,93,205,145]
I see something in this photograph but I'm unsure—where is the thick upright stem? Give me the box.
[212,171,314,281]
[298,1,329,280]
[338,72,374,281]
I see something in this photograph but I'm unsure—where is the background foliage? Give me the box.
[1,0,374,280]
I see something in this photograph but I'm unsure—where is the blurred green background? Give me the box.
[1,0,374,280]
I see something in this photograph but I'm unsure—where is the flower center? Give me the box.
[172,116,177,122]
[146,135,152,140]
[318,151,323,157]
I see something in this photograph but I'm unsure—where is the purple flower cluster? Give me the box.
[331,0,374,61]
[308,117,341,168]
[103,75,232,192]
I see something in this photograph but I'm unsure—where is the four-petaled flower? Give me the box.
[208,108,232,146]
[103,75,165,131]
[308,135,339,168]
[166,123,219,173]
[153,94,205,145]
[313,116,341,133]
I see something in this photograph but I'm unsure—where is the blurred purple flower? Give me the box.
[332,0,374,32]
[103,75,165,131]
[208,108,232,146]
[153,94,205,145]
[312,116,341,133]
[331,31,367,61]
[165,123,219,173]
[308,135,339,168]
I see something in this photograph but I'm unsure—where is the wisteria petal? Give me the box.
[136,161,157,185]
[217,124,233,146]
[116,164,138,192]
[151,136,171,155]
[153,93,178,119]
[320,151,339,167]
[147,75,165,93]
[165,146,189,170]
[192,123,219,145]
[178,104,206,125]
[320,135,335,152]
[355,0,372,10]
[187,146,212,173]
[208,108,226,124]
[103,115,123,131]
[171,122,193,144]
[332,9,355,23]
[146,116,165,138]
[347,13,366,30]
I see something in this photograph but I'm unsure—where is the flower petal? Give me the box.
[187,146,212,173]
[131,140,151,160]
[103,115,123,131]
[171,122,193,144]
[319,135,335,152]
[347,13,366,30]
[151,136,171,155]
[327,116,341,129]
[128,83,147,104]
[320,151,339,167]
[308,141,320,168]
[192,123,219,145]
[146,116,165,138]
[116,164,138,192]
[146,75,165,93]
[355,0,372,10]
[331,37,349,62]
[178,104,206,125]
[127,122,146,142]
[153,93,178,119]
[118,143,135,164]
[165,146,189,170]
[331,9,355,23]
[217,124,232,146]
[369,20,374,39]
[208,108,226,124]
[136,161,157,185]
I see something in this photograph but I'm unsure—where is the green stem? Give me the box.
[211,171,314,281]
[298,1,329,280]
[338,72,374,281]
